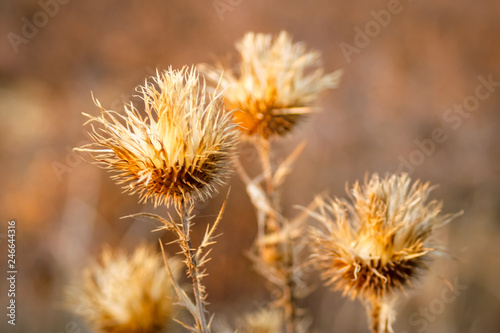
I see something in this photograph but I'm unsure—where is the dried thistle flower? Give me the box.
[77,66,238,207]
[237,307,311,333]
[238,307,283,333]
[200,31,342,139]
[309,173,460,332]
[66,244,181,333]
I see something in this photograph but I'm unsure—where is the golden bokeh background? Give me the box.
[1,0,499,332]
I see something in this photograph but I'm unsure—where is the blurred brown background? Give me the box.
[1,0,500,332]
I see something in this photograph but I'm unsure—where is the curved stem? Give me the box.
[234,156,266,244]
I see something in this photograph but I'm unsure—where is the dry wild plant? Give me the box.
[74,66,238,333]
[239,307,313,333]
[238,307,284,333]
[201,31,342,333]
[214,306,312,333]
[66,244,181,333]
[200,31,343,140]
[308,173,461,333]
[213,307,284,333]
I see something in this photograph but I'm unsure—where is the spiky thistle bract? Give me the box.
[310,173,459,301]
[200,31,342,139]
[77,66,238,207]
[308,173,461,332]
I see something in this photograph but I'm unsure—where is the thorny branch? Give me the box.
[125,198,227,333]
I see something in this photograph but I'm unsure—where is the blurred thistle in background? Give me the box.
[237,307,284,333]
[66,244,181,333]
[200,31,342,139]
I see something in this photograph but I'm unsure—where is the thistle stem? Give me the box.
[254,138,297,333]
[369,300,394,333]
[284,259,297,333]
[254,138,280,234]
[179,199,209,333]
[234,156,266,244]
[258,138,274,196]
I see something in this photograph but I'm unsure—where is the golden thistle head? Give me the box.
[310,174,459,303]
[66,245,181,333]
[77,66,238,207]
[238,307,283,333]
[200,31,342,139]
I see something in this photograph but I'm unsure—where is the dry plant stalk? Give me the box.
[128,198,228,333]
[75,66,238,333]
[308,173,461,333]
[66,245,181,333]
[238,138,310,333]
[202,31,342,333]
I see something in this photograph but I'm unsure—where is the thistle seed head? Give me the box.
[66,245,181,333]
[77,66,238,207]
[238,307,283,333]
[200,31,342,139]
[310,173,459,302]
